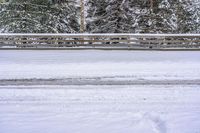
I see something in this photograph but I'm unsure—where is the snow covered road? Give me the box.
[0,50,200,133]
[0,50,200,83]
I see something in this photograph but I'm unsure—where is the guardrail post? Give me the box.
[91,36,95,48]
[163,37,166,48]
[127,36,131,48]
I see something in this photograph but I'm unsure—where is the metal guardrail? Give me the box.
[0,33,200,49]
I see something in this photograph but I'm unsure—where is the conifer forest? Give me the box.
[0,0,199,33]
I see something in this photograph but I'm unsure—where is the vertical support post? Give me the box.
[163,37,166,48]
[127,36,131,48]
[91,36,94,47]
[158,37,161,48]
[80,0,85,45]
[150,0,153,13]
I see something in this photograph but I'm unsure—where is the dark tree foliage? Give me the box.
[132,0,198,33]
[87,0,139,33]
[0,0,79,33]
[0,0,199,33]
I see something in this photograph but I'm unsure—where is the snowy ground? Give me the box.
[0,50,200,133]
[1,50,200,82]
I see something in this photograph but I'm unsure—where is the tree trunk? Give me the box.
[80,0,85,33]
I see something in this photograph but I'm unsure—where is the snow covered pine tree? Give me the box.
[133,0,199,33]
[86,0,139,33]
[0,0,79,33]
[86,0,199,34]
[0,0,199,33]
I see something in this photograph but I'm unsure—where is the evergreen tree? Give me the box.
[138,0,177,33]
[0,0,199,33]
[0,0,6,3]
[86,0,139,33]
[182,0,200,33]
[0,0,79,33]
[137,0,198,33]
[86,0,108,33]
[9,0,51,5]
[173,0,193,33]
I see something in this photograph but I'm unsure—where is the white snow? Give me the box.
[0,50,200,133]
[0,85,200,133]
[0,50,200,80]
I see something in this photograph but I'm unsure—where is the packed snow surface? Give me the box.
[0,50,200,133]
[0,50,200,81]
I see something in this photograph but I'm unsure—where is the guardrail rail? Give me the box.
[0,33,200,50]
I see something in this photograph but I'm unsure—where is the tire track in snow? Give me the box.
[1,78,200,86]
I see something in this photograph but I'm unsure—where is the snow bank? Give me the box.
[0,85,200,133]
